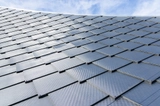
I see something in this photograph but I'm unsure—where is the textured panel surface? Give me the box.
[41,52,68,64]
[14,97,53,106]
[95,97,114,106]
[124,82,160,105]
[67,64,106,82]
[143,56,160,66]
[0,73,24,89]
[0,65,16,76]
[115,42,143,50]
[131,37,157,45]
[100,38,122,46]
[88,72,141,98]
[16,59,44,72]
[33,73,77,97]
[136,45,160,55]
[23,65,57,82]
[76,52,105,64]
[118,63,160,83]
[82,42,106,51]
[97,46,125,56]
[49,83,106,106]
[93,57,131,72]
[51,58,84,72]
[0,83,37,106]
[116,51,152,63]
[109,98,138,106]
[63,47,88,57]
[10,53,35,64]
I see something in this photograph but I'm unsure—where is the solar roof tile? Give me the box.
[49,83,106,106]
[51,57,84,72]
[116,51,152,63]
[97,46,125,56]
[93,57,131,72]
[4,49,27,58]
[99,38,122,46]
[41,52,68,64]
[124,82,160,106]
[0,65,16,77]
[67,64,106,83]
[0,73,24,90]
[94,97,114,106]
[0,59,10,67]
[136,45,160,55]
[33,48,56,58]
[143,56,160,66]
[131,37,157,45]
[23,65,57,82]
[9,53,35,64]
[14,96,53,106]
[88,72,141,99]
[63,47,89,57]
[114,34,138,42]
[118,63,160,83]
[0,83,37,106]
[115,42,143,51]
[16,59,44,72]
[33,72,77,97]
[76,52,106,64]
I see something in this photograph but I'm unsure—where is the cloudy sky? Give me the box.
[0,0,159,16]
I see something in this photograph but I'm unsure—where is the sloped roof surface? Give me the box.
[0,7,160,106]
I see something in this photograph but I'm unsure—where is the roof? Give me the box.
[0,7,160,106]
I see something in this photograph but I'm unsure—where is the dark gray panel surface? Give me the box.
[63,47,88,57]
[16,59,44,72]
[49,83,106,106]
[115,42,143,50]
[33,48,56,57]
[118,63,160,83]
[93,57,131,72]
[41,52,68,64]
[76,52,105,64]
[82,42,106,51]
[100,38,122,46]
[88,72,141,98]
[136,45,160,55]
[33,73,77,97]
[109,98,138,106]
[67,64,106,83]
[131,37,157,45]
[51,58,84,72]
[0,83,37,106]
[116,51,152,63]
[95,97,114,106]
[97,46,125,56]
[124,82,160,105]
[143,56,160,66]
[23,65,57,82]
[53,43,75,52]
[14,96,53,106]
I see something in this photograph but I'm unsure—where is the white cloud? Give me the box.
[132,0,160,16]
[2,0,160,16]
[0,0,127,15]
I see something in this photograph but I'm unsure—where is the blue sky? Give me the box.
[0,0,159,16]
